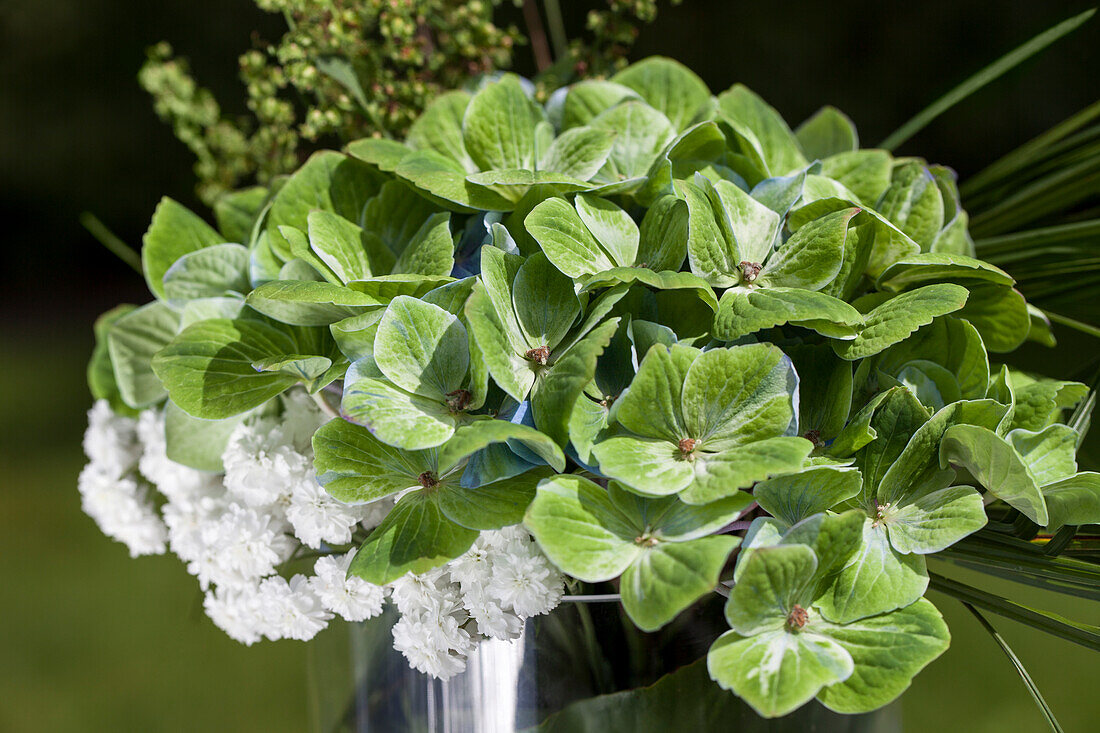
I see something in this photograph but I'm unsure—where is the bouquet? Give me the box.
[81,51,1100,720]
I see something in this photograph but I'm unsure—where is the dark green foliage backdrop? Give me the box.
[1,1,1097,730]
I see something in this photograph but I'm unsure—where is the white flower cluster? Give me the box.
[79,394,565,679]
[391,527,564,679]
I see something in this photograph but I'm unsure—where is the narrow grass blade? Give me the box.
[881,9,1096,151]
[962,602,1065,733]
[928,572,1100,651]
[80,211,143,274]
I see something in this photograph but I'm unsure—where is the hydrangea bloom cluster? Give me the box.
[84,56,1099,717]
[80,391,562,675]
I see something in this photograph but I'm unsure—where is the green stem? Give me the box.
[80,212,142,275]
[543,0,569,61]
[962,602,1065,733]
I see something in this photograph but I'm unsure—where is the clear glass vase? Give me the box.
[307,595,900,733]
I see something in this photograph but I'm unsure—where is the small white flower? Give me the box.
[82,400,140,477]
[391,612,472,680]
[286,469,365,549]
[487,551,563,618]
[78,463,167,557]
[462,584,523,641]
[311,552,385,622]
[191,503,295,589]
[390,568,463,617]
[258,574,331,641]
[204,583,267,645]
[449,541,493,587]
[222,419,308,507]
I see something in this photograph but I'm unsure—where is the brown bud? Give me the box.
[678,437,697,459]
[417,471,438,489]
[525,345,551,365]
[739,261,763,283]
[787,604,809,630]
[803,429,825,449]
[445,389,472,412]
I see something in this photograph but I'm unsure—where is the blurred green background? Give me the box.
[2,1,1098,731]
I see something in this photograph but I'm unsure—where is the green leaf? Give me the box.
[151,318,303,419]
[637,194,689,272]
[876,252,1014,292]
[877,162,945,250]
[513,252,580,352]
[361,179,440,256]
[394,150,514,212]
[875,316,991,401]
[717,85,808,176]
[612,344,698,442]
[681,179,740,288]
[162,243,250,306]
[754,466,863,526]
[579,269,719,313]
[464,286,534,402]
[885,486,987,555]
[531,318,619,447]
[760,207,857,290]
[682,437,812,504]
[814,598,949,713]
[621,535,739,632]
[705,178,781,267]
[957,284,1030,353]
[1008,425,1079,486]
[350,491,478,585]
[592,435,695,496]
[106,301,181,408]
[940,424,1049,525]
[708,629,853,719]
[714,286,863,341]
[372,296,468,400]
[266,151,384,260]
[680,344,797,449]
[788,344,854,439]
[405,90,473,169]
[1042,472,1100,531]
[817,518,928,623]
[312,417,422,503]
[795,106,859,160]
[436,419,565,474]
[306,210,383,283]
[575,194,639,266]
[525,197,616,277]
[465,169,591,203]
[391,212,454,277]
[345,137,411,172]
[611,57,710,131]
[524,474,642,582]
[246,280,380,326]
[141,197,224,300]
[462,75,544,171]
[833,284,969,360]
[87,304,139,416]
[589,102,678,183]
[213,186,268,244]
[341,370,457,451]
[560,80,640,130]
[820,151,892,207]
[163,399,246,472]
[435,468,551,531]
[538,126,615,180]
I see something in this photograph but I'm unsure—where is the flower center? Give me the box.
[678,437,697,460]
[803,429,824,449]
[740,261,763,283]
[445,389,472,412]
[872,501,895,527]
[525,345,551,365]
[417,471,439,489]
[787,604,809,631]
